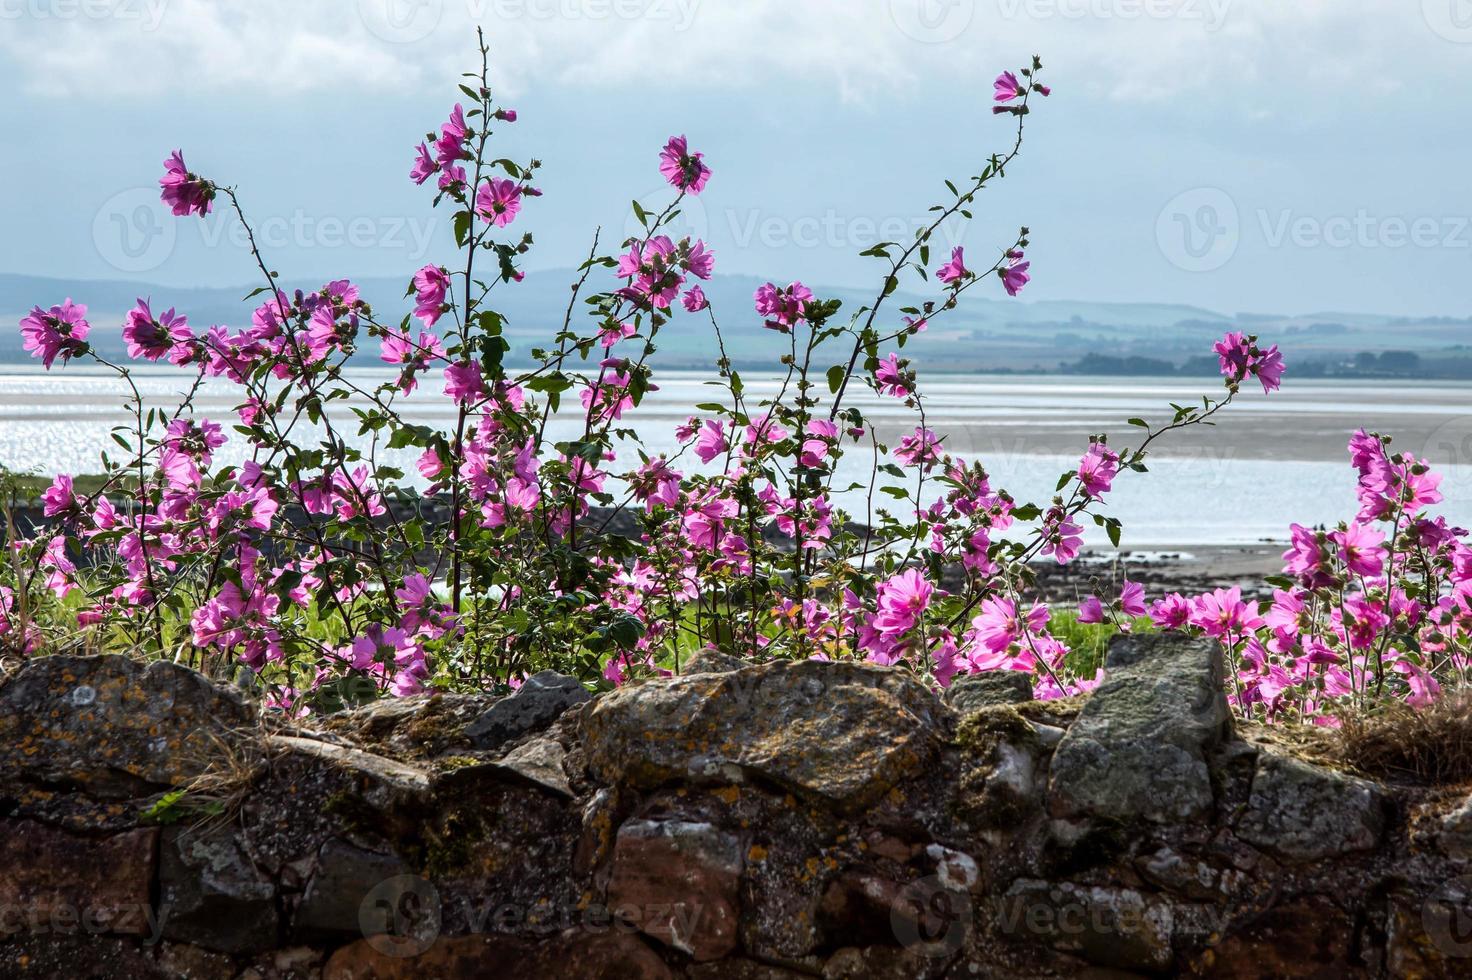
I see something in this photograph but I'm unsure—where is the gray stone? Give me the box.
[296,839,410,935]
[681,649,748,675]
[265,735,432,815]
[947,670,1034,712]
[0,654,254,798]
[465,670,591,750]
[159,823,278,954]
[497,737,574,797]
[1235,751,1386,862]
[581,659,950,812]
[1048,634,1232,824]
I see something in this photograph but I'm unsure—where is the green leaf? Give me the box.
[827,364,846,394]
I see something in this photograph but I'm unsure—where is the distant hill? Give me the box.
[2,271,1467,375]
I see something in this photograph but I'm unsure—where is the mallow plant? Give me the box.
[9,36,1461,723]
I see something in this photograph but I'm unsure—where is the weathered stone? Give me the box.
[582,659,949,812]
[265,735,430,811]
[957,706,1046,830]
[607,818,743,961]
[333,692,491,757]
[1235,751,1386,862]
[680,648,748,675]
[0,654,254,797]
[465,670,591,751]
[296,839,410,936]
[996,880,1176,974]
[1049,634,1232,824]
[947,670,1034,712]
[492,736,574,798]
[1436,792,1472,862]
[158,823,278,953]
[322,932,673,979]
[0,820,157,938]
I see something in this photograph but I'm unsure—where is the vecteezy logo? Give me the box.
[359,0,444,43]
[358,874,442,958]
[1423,873,1472,958]
[93,187,177,274]
[891,875,972,958]
[890,0,974,43]
[1423,0,1472,43]
[1156,187,1239,273]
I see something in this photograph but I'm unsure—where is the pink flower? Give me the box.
[1076,596,1104,624]
[872,569,935,644]
[41,475,75,518]
[1000,252,1030,296]
[993,71,1022,103]
[410,142,438,185]
[417,448,443,481]
[681,286,709,312]
[936,247,969,285]
[599,321,637,348]
[159,150,214,217]
[1150,593,1192,630]
[1119,580,1148,617]
[1189,587,1265,639]
[412,265,451,326]
[435,103,469,167]
[1254,344,1285,393]
[1040,510,1083,565]
[475,178,523,227]
[1333,522,1387,577]
[20,299,90,369]
[123,298,192,362]
[875,353,911,398]
[684,239,716,280]
[444,362,485,405]
[658,135,711,195]
[894,427,942,468]
[694,420,727,464]
[1076,442,1119,497]
[970,597,1049,655]
[1214,332,1285,393]
[1282,523,1333,587]
[754,281,813,331]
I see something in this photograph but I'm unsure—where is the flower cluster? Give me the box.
[17,47,1436,728]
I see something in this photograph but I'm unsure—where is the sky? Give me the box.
[2,0,1471,318]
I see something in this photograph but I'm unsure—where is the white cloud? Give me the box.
[0,0,1459,104]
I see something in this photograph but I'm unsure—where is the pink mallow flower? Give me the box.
[159,150,214,217]
[412,265,451,326]
[994,71,1022,103]
[475,178,523,227]
[1076,442,1120,497]
[658,135,711,195]
[875,353,912,399]
[936,247,969,285]
[1000,251,1030,296]
[20,299,90,369]
[123,298,192,362]
[1332,522,1387,578]
[754,281,813,331]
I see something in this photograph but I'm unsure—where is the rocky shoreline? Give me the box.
[0,639,1468,977]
